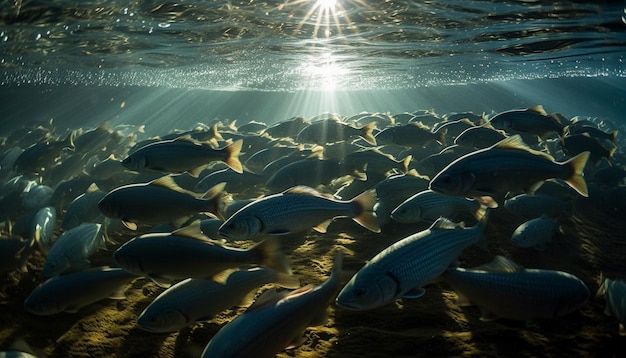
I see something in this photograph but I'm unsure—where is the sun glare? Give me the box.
[281,0,371,38]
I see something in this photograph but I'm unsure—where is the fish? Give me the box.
[20,184,53,211]
[503,193,571,219]
[113,224,290,287]
[0,234,37,273]
[510,215,559,251]
[372,170,430,225]
[98,176,227,230]
[31,206,57,254]
[121,136,243,176]
[136,267,300,333]
[429,135,590,207]
[488,105,567,139]
[374,122,446,147]
[218,186,380,240]
[561,133,616,166]
[61,183,107,231]
[243,145,302,174]
[262,116,310,138]
[336,216,487,311]
[391,189,487,224]
[454,124,508,149]
[441,261,589,325]
[42,223,105,278]
[591,166,626,188]
[200,251,343,358]
[23,267,136,316]
[344,148,412,174]
[13,131,75,174]
[598,277,626,336]
[264,158,365,193]
[296,118,377,146]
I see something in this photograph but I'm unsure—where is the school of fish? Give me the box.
[1,104,625,357]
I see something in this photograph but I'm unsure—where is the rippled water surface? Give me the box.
[1,0,625,90]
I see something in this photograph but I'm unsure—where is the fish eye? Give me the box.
[354,288,367,298]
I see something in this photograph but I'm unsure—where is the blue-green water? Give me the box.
[0,1,625,131]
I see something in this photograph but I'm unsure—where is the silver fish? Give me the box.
[441,263,589,325]
[598,277,626,336]
[98,176,227,230]
[113,224,289,287]
[32,206,56,254]
[391,189,486,224]
[218,186,380,240]
[201,251,343,358]
[61,183,107,231]
[336,216,487,311]
[510,215,558,251]
[137,267,299,333]
[429,135,590,207]
[24,267,136,316]
[42,223,105,278]
[121,136,243,176]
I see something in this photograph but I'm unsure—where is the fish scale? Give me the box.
[336,217,486,310]
[442,268,589,322]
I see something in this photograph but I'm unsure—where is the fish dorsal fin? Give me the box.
[493,135,555,160]
[247,288,289,311]
[472,255,524,272]
[409,121,430,130]
[212,268,236,285]
[528,105,548,116]
[86,183,100,193]
[174,134,197,143]
[430,217,464,230]
[493,135,528,150]
[172,221,212,242]
[283,186,321,196]
[150,176,188,194]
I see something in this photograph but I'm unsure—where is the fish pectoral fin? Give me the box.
[285,335,308,350]
[479,308,499,322]
[212,269,236,285]
[456,293,473,307]
[267,229,292,235]
[476,195,499,208]
[147,274,172,288]
[188,165,206,178]
[122,220,138,231]
[402,288,426,299]
[313,220,332,233]
[108,287,127,300]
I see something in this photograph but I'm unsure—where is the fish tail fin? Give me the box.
[274,271,301,289]
[202,182,227,219]
[474,209,490,251]
[361,122,377,146]
[65,130,76,150]
[400,155,412,173]
[563,151,590,197]
[254,237,291,274]
[607,146,617,165]
[436,129,447,146]
[222,139,243,173]
[212,123,224,142]
[474,202,488,221]
[350,189,381,233]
